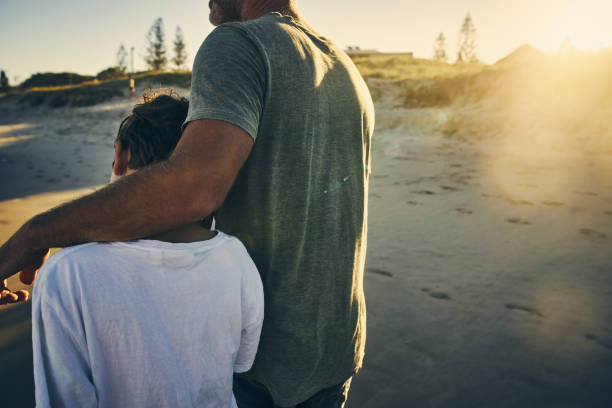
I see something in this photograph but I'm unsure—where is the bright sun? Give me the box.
[532,1,612,53]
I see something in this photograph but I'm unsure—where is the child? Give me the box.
[31,93,264,408]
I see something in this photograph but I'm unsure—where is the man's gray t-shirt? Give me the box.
[185,13,374,406]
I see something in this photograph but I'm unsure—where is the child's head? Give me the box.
[110,92,214,228]
[111,93,188,181]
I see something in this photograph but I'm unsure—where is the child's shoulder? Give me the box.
[43,242,124,271]
[40,243,104,271]
[34,242,114,299]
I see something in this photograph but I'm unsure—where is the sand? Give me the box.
[1,89,612,407]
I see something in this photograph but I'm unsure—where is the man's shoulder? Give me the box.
[210,13,308,48]
[219,12,283,32]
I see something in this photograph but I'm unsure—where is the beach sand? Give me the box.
[0,98,122,406]
[1,91,612,407]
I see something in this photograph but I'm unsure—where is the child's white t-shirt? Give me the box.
[32,231,264,408]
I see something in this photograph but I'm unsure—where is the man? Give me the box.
[32,94,264,407]
[0,0,374,406]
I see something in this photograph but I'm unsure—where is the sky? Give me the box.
[1,0,611,83]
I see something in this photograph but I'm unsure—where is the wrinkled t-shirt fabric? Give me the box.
[32,232,264,408]
[185,12,374,406]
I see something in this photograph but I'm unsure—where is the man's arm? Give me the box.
[0,119,253,285]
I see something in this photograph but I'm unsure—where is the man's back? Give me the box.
[186,12,374,405]
[32,232,264,408]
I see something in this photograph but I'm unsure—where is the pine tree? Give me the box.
[172,26,188,70]
[144,17,167,71]
[0,70,8,90]
[117,44,128,73]
[433,32,448,62]
[457,12,478,63]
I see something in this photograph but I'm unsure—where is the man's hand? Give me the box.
[0,280,29,305]
[0,230,50,305]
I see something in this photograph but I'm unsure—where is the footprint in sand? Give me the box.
[0,220,9,225]
[505,303,544,318]
[366,268,393,278]
[456,208,473,215]
[541,201,564,207]
[406,200,423,206]
[422,288,451,301]
[506,198,535,206]
[579,228,607,240]
[584,333,612,350]
[575,191,598,197]
[507,218,532,225]
[440,185,460,192]
[604,211,612,216]
[413,190,437,196]
[449,163,463,168]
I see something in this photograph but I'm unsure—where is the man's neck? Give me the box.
[146,223,217,243]
[241,0,303,24]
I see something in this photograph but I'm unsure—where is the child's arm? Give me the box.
[234,265,265,373]
[31,263,97,408]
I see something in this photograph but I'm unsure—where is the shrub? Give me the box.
[21,72,94,88]
[96,66,125,81]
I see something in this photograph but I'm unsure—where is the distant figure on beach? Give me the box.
[127,74,135,98]
[31,94,264,407]
[0,1,374,406]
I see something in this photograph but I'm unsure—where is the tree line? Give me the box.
[3,13,476,90]
[78,17,188,82]
[1,17,188,90]
[115,17,188,75]
[433,12,478,63]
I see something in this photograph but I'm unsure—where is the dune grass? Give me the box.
[350,53,487,81]
[6,71,192,108]
[352,49,612,109]
[351,54,498,108]
[354,48,612,153]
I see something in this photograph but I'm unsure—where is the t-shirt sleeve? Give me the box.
[32,260,97,408]
[184,24,267,140]
[233,256,265,373]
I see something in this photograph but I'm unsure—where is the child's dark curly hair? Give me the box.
[116,93,189,169]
